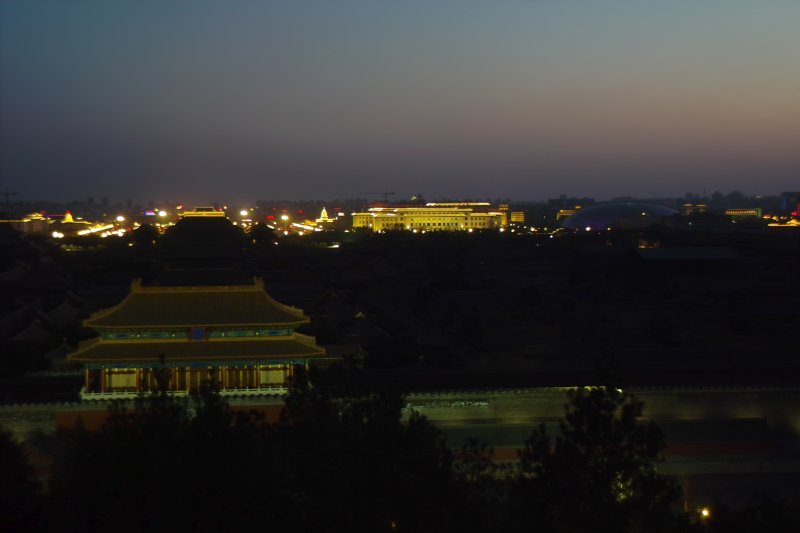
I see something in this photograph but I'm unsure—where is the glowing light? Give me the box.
[116,215,125,222]
[240,210,248,216]
[158,210,167,217]
[700,507,710,519]
[51,231,64,239]
[280,215,289,221]
[585,226,591,231]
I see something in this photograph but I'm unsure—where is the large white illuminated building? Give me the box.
[352,203,506,232]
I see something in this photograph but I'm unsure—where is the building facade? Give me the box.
[69,278,332,399]
[352,203,505,232]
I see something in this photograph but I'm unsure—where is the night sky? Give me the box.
[2,1,798,205]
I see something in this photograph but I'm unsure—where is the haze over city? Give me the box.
[2,1,799,206]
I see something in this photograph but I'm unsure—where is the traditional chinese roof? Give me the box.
[69,333,324,364]
[160,215,245,259]
[84,278,309,329]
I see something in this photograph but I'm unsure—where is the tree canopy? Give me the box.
[512,386,682,533]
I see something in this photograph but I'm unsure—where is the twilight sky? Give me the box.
[2,1,799,205]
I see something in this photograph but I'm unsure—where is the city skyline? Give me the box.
[2,1,799,206]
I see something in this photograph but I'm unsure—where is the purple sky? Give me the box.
[2,1,798,205]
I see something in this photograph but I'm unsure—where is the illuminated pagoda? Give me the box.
[69,210,332,399]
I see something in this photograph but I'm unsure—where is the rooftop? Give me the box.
[69,333,324,364]
[84,278,309,328]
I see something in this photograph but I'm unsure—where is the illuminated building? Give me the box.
[724,208,762,219]
[183,206,225,217]
[555,205,586,221]
[682,204,708,216]
[498,203,509,225]
[510,211,525,224]
[68,211,333,399]
[316,207,334,224]
[0,212,50,234]
[352,202,505,232]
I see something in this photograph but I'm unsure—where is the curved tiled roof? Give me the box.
[85,278,308,328]
[69,333,324,363]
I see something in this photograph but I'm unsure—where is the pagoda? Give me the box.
[69,209,333,399]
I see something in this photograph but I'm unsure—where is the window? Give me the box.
[109,370,136,389]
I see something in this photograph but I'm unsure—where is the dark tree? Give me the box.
[512,386,683,533]
[703,496,800,533]
[45,390,280,532]
[0,426,42,533]
[450,438,511,532]
[273,367,453,532]
[45,371,454,533]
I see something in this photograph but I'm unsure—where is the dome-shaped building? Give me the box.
[561,202,677,230]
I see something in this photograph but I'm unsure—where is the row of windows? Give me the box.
[104,328,293,340]
[104,331,188,340]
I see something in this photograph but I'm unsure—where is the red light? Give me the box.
[266,215,274,220]
[298,209,304,214]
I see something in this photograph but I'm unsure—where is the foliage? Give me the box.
[45,370,452,532]
[701,496,800,533]
[46,391,277,532]
[512,386,683,533]
[0,426,43,533]
[450,438,512,532]
[40,377,700,532]
[274,367,453,532]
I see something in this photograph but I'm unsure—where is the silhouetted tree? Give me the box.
[511,386,683,533]
[0,426,42,533]
[702,496,800,533]
[273,368,453,532]
[450,438,511,532]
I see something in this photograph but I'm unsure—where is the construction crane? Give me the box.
[360,190,396,205]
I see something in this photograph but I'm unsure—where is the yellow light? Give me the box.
[701,507,710,519]
[116,215,125,222]
[240,210,248,216]
[158,210,167,217]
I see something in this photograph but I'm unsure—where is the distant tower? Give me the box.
[316,207,334,224]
